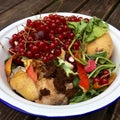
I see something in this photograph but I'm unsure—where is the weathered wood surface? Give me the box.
[0,0,120,120]
[0,0,54,30]
[0,0,25,14]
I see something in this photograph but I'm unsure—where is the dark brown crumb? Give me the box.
[32,59,78,99]
[65,88,77,99]
[40,88,50,96]
[53,66,67,93]
[44,61,57,78]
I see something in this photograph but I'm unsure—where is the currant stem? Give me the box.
[0,42,16,55]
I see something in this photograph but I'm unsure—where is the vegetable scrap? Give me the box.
[3,14,116,105]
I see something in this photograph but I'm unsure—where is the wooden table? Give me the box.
[0,0,120,120]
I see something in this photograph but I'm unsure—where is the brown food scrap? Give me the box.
[40,88,50,96]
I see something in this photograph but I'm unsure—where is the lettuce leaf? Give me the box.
[67,16,108,43]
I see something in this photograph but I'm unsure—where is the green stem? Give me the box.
[96,56,114,64]
[88,64,115,78]
[68,37,87,65]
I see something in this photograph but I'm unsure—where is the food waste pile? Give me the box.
[4,14,116,105]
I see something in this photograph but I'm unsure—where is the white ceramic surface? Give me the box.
[0,13,120,118]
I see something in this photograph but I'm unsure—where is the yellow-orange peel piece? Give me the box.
[93,73,117,89]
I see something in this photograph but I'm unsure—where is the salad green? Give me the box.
[65,17,115,103]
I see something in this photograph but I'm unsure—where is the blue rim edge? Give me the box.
[0,96,120,119]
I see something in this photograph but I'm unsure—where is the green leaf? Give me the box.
[84,17,108,43]
[86,52,107,60]
[69,92,86,103]
[67,16,109,65]
[57,58,77,77]
[85,19,93,33]
[68,17,108,43]
[67,20,87,38]
[73,77,80,88]
[84,32,96,42]
[67,22,78,30]
[89,88,99,96]
[53,59,59,66]
[69,87,99,104]
[93,26,108,37]
[96,56,115,64]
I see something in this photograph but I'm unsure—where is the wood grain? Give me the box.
[111,100,120,120]
[41,0,88,13]
[0,102,34,120]
[107,3,120,30]
[0,0,54,30]
[77,0,120,20]
[0,0,120,120]
[0,0,25,14]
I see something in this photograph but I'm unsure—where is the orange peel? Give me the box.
[93,73,117,89]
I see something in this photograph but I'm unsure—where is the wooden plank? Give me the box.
[0,0,25,14]
[107,3,120,30]
[41,0,88,13]
[106,4,120,119]
[0,1,119,120]
[0,0,54,30]
[0,102,35,120]
[111,100,120,120]
[102,102,116,120]
[77,0,120,20]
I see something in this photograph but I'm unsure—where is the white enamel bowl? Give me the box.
[0,13,120,118]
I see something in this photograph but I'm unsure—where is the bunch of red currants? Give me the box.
[8,14,89,64]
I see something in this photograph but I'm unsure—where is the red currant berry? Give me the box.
[50,43,56,50]
[99,78,109,85]
[26,50,33,58]
[93,77,100,84]
[31,45,39,53]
